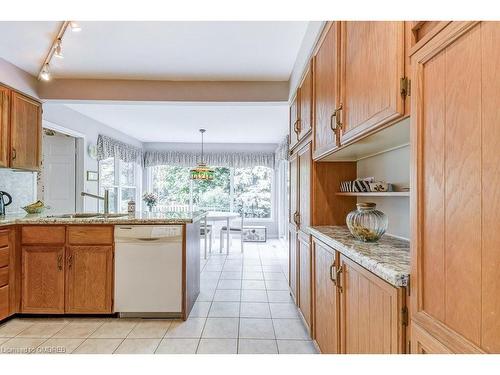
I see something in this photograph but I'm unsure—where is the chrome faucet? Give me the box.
[81,189,110,214]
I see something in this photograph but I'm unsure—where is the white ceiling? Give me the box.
[0,21,308,81]
[63,102,288,143]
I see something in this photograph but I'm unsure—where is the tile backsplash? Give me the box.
[0,169,37,213]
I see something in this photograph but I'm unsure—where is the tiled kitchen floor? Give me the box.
[0,239,318,354]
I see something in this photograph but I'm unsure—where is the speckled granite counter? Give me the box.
[0,211,206,227]
[308,226,410,288]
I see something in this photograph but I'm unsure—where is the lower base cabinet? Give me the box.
[289,226,298,303]
[298,231,312,332]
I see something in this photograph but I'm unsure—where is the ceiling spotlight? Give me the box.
[54,39,63,58]
[40,64,51,81]
[70,21,82,32]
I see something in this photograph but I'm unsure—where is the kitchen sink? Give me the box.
[47,213,128,219]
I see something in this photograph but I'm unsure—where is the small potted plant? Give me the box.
[142,192,158,212]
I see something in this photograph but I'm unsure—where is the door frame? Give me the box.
[42,120,85,212]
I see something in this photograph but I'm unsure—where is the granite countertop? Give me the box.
[0,211,206,226]
[307,226,410,288]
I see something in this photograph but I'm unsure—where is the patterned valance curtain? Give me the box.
[274,136,289,166]
[144,150,275,169]
[97,135,144,166]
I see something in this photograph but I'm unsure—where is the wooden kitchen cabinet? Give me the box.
[410,21,500,354]
[312,237,340,354]
[66,245,113,313]
[288,225,298,302]
[339,21,406,145]
[298,65,313,140]
[298,231,312,332]
[22,246,65,314]
[340,254,405,354]
[10,91,42,171]
[297,142,311,229]
[0,85,10,168]
[313,22,341,159]
[289,92,300,149]
[289,153,298,226]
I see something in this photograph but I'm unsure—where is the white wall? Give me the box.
[42,103,143,211]
[0,57,38,99]
[356,146,410,239]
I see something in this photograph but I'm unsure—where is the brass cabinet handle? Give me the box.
[330,264,337,285]
[335,104,343,131]
[336,265,343,292]
[68,254,73,269]
[294,211,301,226]
[296,119,302,134]
[330,112,337,131]
[11,148,16,160]
[57,253,63,271]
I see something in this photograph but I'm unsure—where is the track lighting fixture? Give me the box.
[70,21,82,32]
[40,64,51,81]
[54,38,63,58]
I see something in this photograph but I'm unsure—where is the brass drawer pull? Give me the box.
[57,253,63,271]
[68,254,73,269]
[330,264,337,285]
[336,265,343,292]
[335,104,343,131]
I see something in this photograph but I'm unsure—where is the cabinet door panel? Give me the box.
[288,227,298,302]
[22,246,65,313]
[0,285,8,320]
[298,143,311,229]
[298,66,313,140]
[66,245,113,313]
[341,255,403,353]
[289,153,299,224]
[313,22,340,159]
[313,239,339,353]
[289,93,299,149]
[0,85,9,167]
[340,21,405,144]
[10,92,41,171]
[298,233,311,331]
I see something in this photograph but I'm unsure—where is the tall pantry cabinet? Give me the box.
[410,21,500,354]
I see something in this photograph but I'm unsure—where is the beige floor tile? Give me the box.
[242,272,264,280]
[165,318,206,338]
[217,279,242,290]
[208,302,240,318]
[16,321,69,338]
[264,272,286,281]
[36,338,85,354]
[269,303,300,319]
[262,265,283,272]
[73,338,123,354]
[197,289,216,302]
[238,339,278,354]
[89,320,138,339]
[201,279,219,290]
[114,338,161,354]
[241,289,268,302]
[202,318,239,339]
[220,271,242,279]
[0,319,36,338]
[53,321,104,339]
[127,320,172,339]
[0,338,46,354]
[243,266,263,273]
[200,271,222,280]
[277,340,318,354]
[213,289,241,302]
[267,290,293,303]
[239,318,275,339]
[197,338,237,354]
[273,319,309,340]
[189,301,212,318]
[240,302,271,318]
[242,280,266,290]
[155,338,199,354]
[0,338,8,345]
[265,280,290,291]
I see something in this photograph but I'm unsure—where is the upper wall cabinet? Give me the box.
[313,22,340,159]
[339,21,406,145]
[0,84,42,171]
[10,92,42,171]
[289,92,300,149]
[298,65,313,140]
[0,85,9,168]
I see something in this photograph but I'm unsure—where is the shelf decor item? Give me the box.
[346,202,388,242]
[142,193,158,212]
[190,129,214,181]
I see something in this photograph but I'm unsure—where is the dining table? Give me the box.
[203,211,240,258]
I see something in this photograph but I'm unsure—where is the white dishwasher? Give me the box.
[114,225,183,318]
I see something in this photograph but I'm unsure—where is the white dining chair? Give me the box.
[220,215,244,254]
[200,219,212,259]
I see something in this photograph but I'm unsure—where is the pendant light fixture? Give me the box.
[190,129,214,180]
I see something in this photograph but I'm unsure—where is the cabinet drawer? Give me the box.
[0,247,9,268]
[0,230,9,248]
[0,285,8,320]
[68,226,113,245]
[22,226,66,244]
[0,266,8,287]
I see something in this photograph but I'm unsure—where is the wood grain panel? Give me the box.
[289,226,298,302]
[68,226,113,245]
[298,232,312,332]
[0,285,8,320]
[298,143,311,230]
[0,85,9,167]
[0,267,8,287]
[10,91,41,171]
[443,25,482,346]
[313,22,340,159]
[0,247,8,268]
[22,246,65,313]
[289,93,299,149]
[0,230,9,248]
[340,21,405,145]
[312,238,339,353]
[22,226,66,244]
[480,21,500,353]
[289,153,298,224]
[65,245,113,313]
[299,65,313,140]
[185,222,200,319]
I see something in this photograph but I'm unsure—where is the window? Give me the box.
[99,157,141,212]
[149,165,273,219]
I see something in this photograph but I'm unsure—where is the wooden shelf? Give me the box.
[336,192,410,197]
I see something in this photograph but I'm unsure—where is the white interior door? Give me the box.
[42,132,76,212]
